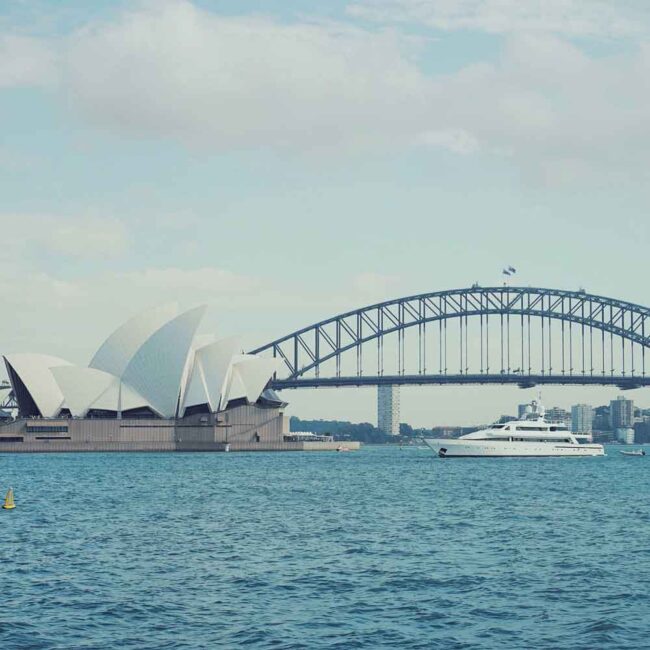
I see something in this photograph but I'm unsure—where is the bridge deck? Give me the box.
[253,287,650,388]
[272,374,650,390]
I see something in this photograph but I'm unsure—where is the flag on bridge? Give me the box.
[503,266,517,276]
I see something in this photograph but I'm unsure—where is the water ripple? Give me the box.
[1,447,649,648]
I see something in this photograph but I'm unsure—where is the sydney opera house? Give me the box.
[0,305,343,452]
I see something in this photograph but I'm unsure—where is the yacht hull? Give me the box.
[423,438,605,458]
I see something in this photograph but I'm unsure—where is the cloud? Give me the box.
[425,34,650,182]
[0,34,57,87]
[3,1,650,181]
[61,1,429,152]
[0,264,259,363]
[347,0,649,38]
[56,2,650,179]
[0,260,404,365]
[47,216,129,258]
[418,128,479,155]
[119,267,260,293]
[0,215,129,260]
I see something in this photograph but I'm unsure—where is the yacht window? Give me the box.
[515,426,546,431]
[511,437,568,442]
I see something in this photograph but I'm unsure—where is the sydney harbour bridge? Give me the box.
[251,286,650,392]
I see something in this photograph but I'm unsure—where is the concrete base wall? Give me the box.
[0,406,360,453]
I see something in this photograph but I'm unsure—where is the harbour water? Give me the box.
[1,447,649,649]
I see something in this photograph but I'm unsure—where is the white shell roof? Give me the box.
[234,357,284,404]
[177,333,217,413]
[222,356,283,407]
[199,337,241,411]
[223,364,248,405]
[51,366,152,417]
[181,358,209,413]
[6,304,284,420]
[4,353,72,417]
[181,336,244,415]
[92,378,152,414]
[51,366,117,417]
[90,303,179,377]
[220,353,254,405]
[123,305,206,418]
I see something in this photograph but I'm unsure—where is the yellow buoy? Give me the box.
[3,487,15,510]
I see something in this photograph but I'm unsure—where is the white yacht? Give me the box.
[424,401,604,458]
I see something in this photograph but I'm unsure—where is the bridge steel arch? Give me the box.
[250,286,650,390]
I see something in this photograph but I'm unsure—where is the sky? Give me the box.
[2,0,650,426]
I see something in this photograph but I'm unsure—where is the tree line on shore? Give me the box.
[289,416,474,443]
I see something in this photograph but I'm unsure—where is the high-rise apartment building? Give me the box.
[545,406,571,425]
[571,404,593,434]
[610,396,634,429]
[378,385,400,435]
[617,427,635,444]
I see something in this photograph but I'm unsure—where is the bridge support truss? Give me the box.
[251,286,650,390]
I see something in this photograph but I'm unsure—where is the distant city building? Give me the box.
[546,406,571,425]
[592,430,615,443]
[610,396,634,430]
[430,426,461,438]
[592,405,611,432]
[377,385,400,435]
[617,427,635,444]
[634,421,650,444]
[571,404,593,434]
[634,409,644,424]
